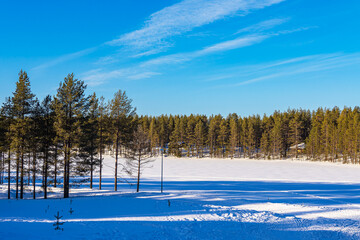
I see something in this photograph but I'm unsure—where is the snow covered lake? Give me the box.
[1,156,360,239]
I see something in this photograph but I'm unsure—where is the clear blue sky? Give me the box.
[1,0,360,116]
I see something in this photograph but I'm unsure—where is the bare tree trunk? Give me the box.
[64,141,68,198]
[54,145,57,187]
[20,151,24,199]
[28,153,31,186]
[137,154,141,192]
[99,137,102,190]
[65,145,70,198]
[115,135,119,191]
[33,151,36,199]
[8,149,11,199]
[44,149,48,199]
[90,152,93,189]
[16,155,19,199]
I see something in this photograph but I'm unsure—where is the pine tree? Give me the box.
[185,115,196,157]
[194,117,206,158]
[29,99,41,199]
[77,93,99,189]
[218,118,229,158]
[1,98,13,199]
[97,96,108,190]
[11,70,35,199]
[109,90,136,191]
[208,115,221,157]
[149,118,159,155]
[169,117,182,157]
[37,95,55,199]
[260,115,272,159]
[289,110,304,158]
[53,73,88,198]
[229,114,239,158]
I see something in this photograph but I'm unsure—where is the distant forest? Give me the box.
[0,71,359,199]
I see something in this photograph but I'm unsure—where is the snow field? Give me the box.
[1,156,360,239]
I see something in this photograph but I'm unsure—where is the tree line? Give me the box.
[0,70,151,200]
[1,70,359,199]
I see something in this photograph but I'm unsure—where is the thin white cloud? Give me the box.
[199,35,269,55]
[235,18,289,34]
[31,0,286,74]
[82,69,126,86]
[141,24,308,68]
[141,34,269,67]
[31,47,98,71]
[83,25,307,85]
[217,53,360,87]
[82,69,161,86]
[109,0,285,55]
[127,72,161,80]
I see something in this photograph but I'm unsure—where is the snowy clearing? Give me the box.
[1,157,360,239]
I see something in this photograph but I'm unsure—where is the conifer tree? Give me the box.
[169,117,182,157]
[53,73,88,198]
[289,110,303,158]
[260,115,272,159]
[38,95,55,199]
[149,118,159,155]
[195,117,206,158]
[218,118,229,158]
[109,90,136,191]
[229,114,239,158]
[11,70,35,199]
[1,98,13,199]
[97,96,108,190]
[77,93,99,189]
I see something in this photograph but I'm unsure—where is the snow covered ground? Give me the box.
[1,156,360,239]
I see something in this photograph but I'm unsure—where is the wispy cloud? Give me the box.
[81,69,126,87]
[127,71,161,80]
[109,0,285,55]
[31,0,287,76]
[140,34,269,67]
[31,47,98,71]
[140,24,308,68]
[81,68,161,86]
[84,21,308,85]
[213,53,360,87]
[235,18,289,34]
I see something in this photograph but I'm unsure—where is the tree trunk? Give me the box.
[8,148,11,199]
[20,151,24,199]
[44,149,48,199]
[99,135,102,190]
[137,154,141,192]
[64,141,68,198]
[54,145,57,187]
[115,135,118,191]
[28,153,31,186]
[90,152,93,189]
[33,151,36,199]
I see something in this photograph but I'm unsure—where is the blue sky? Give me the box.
[1,0,360,116]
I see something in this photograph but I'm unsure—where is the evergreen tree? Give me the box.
[194,116,206,158]
[11,70,35,199]
[109,90,136,191]
[77,93,99,189]
[97,96,108,190]
[229,114,239,158]
[218,118,229,158]
[1,98,13,199]
[53,73,88,198]
[169,117,182,157]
